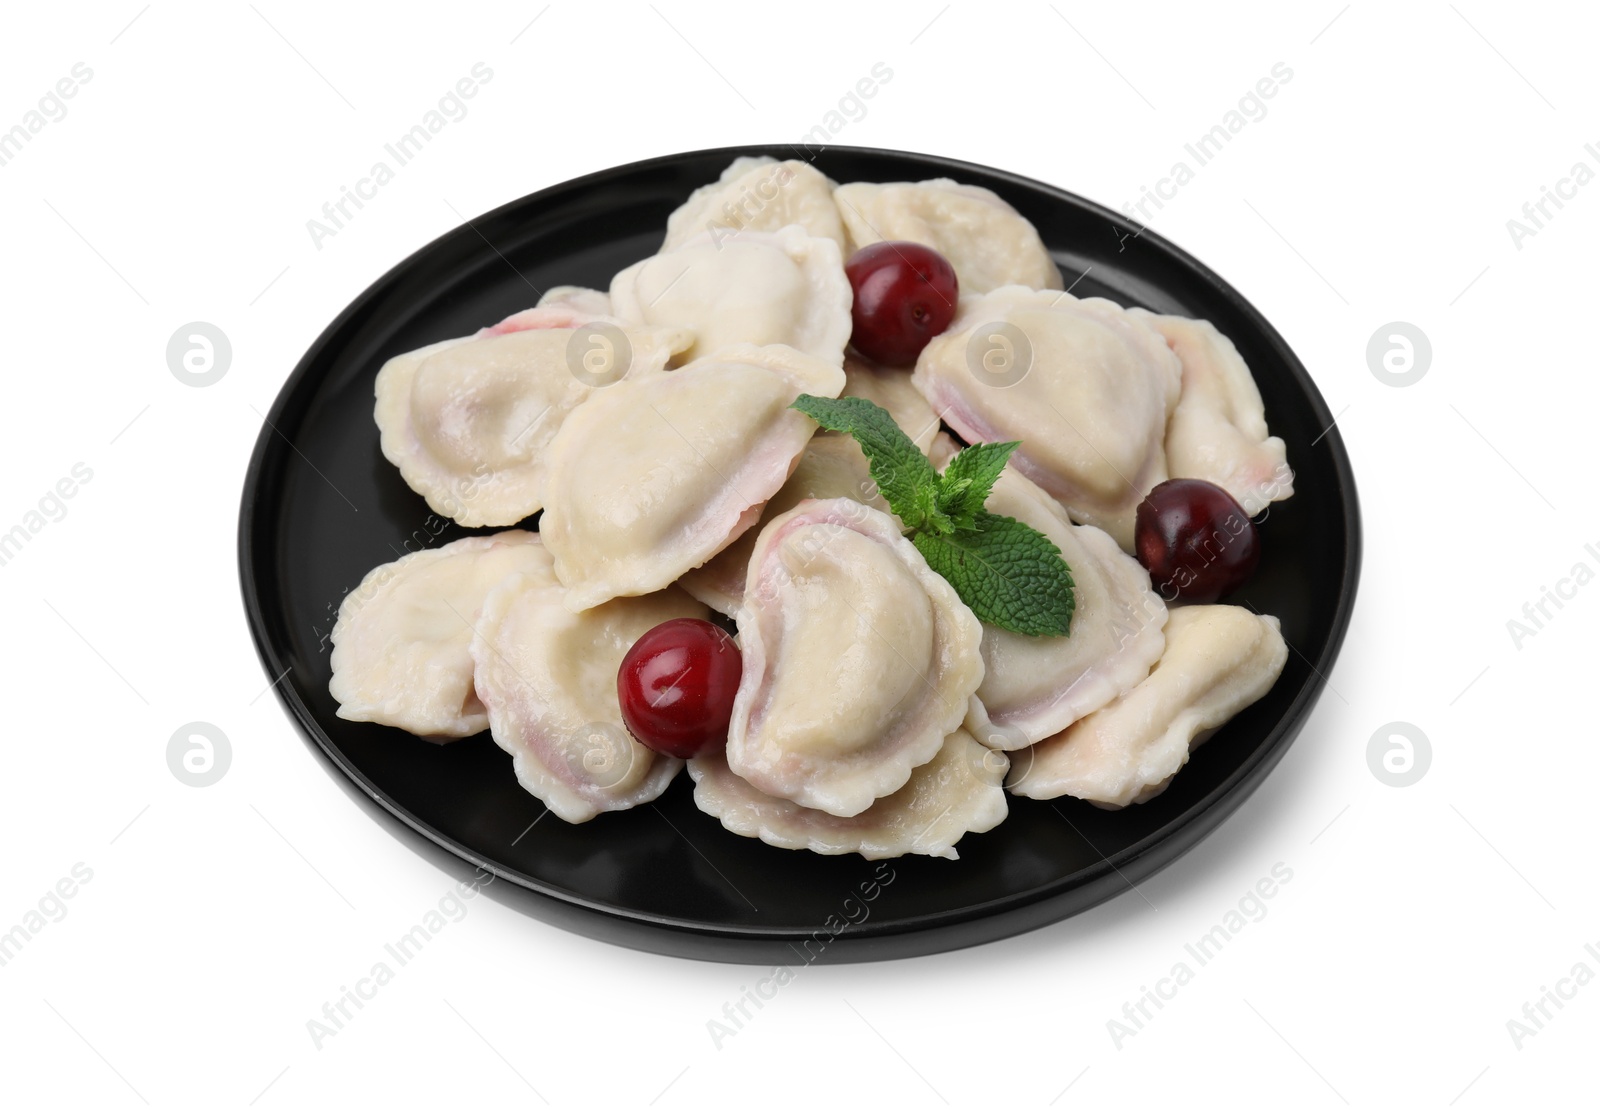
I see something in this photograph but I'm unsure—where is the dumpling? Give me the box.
[678,433,891,617]
[375,304,691,526]
[1007,605,1288,808]
[535,285,612,315]
[662,156,846,253]
[470,573,708,822]
[610,225,851,365]
[912,288,1182,549]
[329,531,553,739]
[539,343,846,611]
[1128,310,1295,515]
[840,354,940,453]
[689,728,1008,860]
[925,437,1166,751]
[726,498,985,817]
[833,179,1063,293]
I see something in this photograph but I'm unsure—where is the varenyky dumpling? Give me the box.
[1128,309,1295,516]
[536,285,613,315]
[471,573,707,822]
[540,343,846,611]
[375,304,692,526]
[678,433,890,617]
[912,288,1182,549]
[1007,605,1288,808]
[610,225,851,365]
[833,178,1063,293]
[329,531,553,739]
[926,437,1167,751]
[661,157,847,253]
[690,728,1008,860]
[726,498,985,817]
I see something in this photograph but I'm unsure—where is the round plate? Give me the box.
[239,145,1360,964]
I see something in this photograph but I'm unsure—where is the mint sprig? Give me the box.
[790,394,1075,637]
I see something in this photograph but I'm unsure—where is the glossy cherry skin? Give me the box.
[845,241,959,365]
[617,618,742,759]
[1135,479,1261,603]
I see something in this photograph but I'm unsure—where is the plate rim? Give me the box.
[237,142,1362,960]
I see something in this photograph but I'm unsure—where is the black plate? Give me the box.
[239,145,1360,964]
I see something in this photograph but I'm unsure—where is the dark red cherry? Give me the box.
[1135,479,1261,603]
[617,618,742,759]
[844,241,959,365]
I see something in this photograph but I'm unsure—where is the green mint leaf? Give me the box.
[912,511,1075,637]
[936,440,1020,529]
[909,482,953,535]
[791,394,941,529]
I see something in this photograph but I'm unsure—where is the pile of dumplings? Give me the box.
[328,156,1294,860]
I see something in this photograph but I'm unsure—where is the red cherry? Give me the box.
[1135,479,1261,603]
[845,241,959,365]
[617,618,742,759]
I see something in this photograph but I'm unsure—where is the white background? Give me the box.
[1,2,1594,1106]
